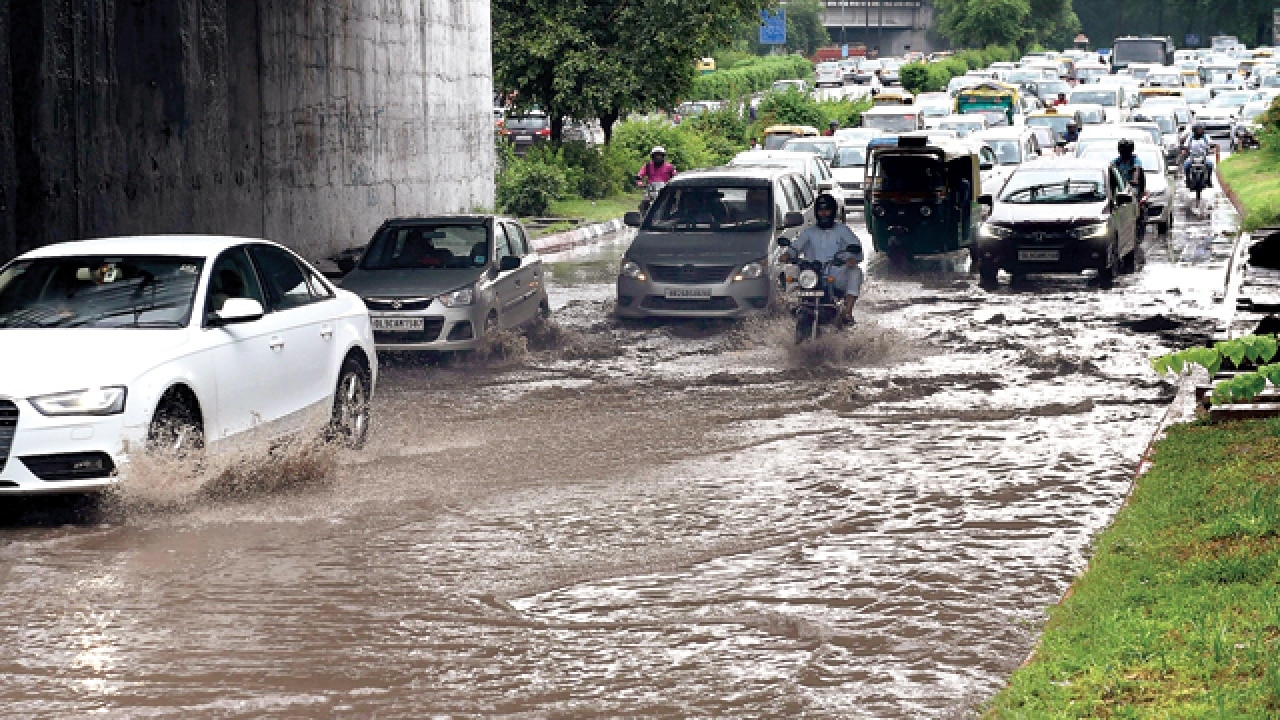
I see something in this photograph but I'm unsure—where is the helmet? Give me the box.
[814,194,839,228]
[1117,138,1135,155]
[829,120,839,127]
[1192,123,1205,135]
[650,146,666,156]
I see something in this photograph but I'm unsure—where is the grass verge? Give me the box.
[1220,150,1280,231]
[546,194,638,225]
[984,418,1280,718]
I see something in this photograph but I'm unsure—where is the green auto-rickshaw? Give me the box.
[864,135,986,267]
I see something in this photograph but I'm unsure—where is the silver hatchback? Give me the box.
[340,216,548,351]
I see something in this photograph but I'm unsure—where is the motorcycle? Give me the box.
[779,239,857,344]
[1185,151,1211,212]
[637,181,667,214]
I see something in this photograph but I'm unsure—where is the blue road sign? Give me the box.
[760,10,786,45]
[1185,33,1201,47]
[842,44,850,58]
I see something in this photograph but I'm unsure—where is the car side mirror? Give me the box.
[500,255,522,272]
[335,256,357,274]
[212,298,264,326]
[776,237,791,248]
[980,161,994,170]
[1115,192,1134,206]
[818,179,834,192]
[624,211,643,227]
[978,194,994,207]
[783,212,806,228]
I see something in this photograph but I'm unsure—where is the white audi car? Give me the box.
[0,236,376,495]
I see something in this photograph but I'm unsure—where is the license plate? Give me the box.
[664,287,713,300]
[372,316,425,332]
[796,290,826,297]
[1018,250,1060,262]
[517,135,532,141]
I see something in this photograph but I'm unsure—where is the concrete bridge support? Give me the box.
[0,0,494,264]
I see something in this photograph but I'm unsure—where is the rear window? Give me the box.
[505,116,549,131]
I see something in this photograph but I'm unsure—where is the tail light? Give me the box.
[536,129,551,137]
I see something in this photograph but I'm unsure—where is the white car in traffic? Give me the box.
[0,236,376,495]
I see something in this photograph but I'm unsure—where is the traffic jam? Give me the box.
[0,32,1275,719]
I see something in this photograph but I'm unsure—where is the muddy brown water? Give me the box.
[0,183,1239,718]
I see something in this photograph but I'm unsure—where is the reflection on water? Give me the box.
[0,192,1237,718]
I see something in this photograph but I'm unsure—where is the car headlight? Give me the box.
[620,260,647,281]
[979,223,1012,239]
[920,205,933,217]
[798,269,820,290]
[734,260,765,282]
[30,386,127,417]
[437,286,475,307]
[1072,222,1109,239]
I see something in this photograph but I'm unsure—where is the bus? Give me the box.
[1111,36,1175,73]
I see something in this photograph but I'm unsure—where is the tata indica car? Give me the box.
[974,157,1141,288]
[0,236,377,495]
[340,216,548,352]
[617,167,812,318]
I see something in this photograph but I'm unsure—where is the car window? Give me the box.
[794,174,814,207]
[503,223,527,256]
[206,247,266,318]
[494,223,514,259]
[781,177,803,211]
[249,245,323,311]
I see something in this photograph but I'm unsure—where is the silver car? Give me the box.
[340,216,548,351]
[617,168,813,319]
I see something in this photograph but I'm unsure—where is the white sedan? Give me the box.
[0,236,376,495]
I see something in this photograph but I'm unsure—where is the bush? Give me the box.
[900,63,930,95]
[560,141,628,200]
[496,155,570,217]
[611,118,717,178]
[690,55,814,101]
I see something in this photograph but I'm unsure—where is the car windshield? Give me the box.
[361,224,491,270]
[0,255,203,329]
[831,147,867,168]
[1000,171,1108,203]
[984,140,1023,164]
[940,121,983,137]
[1211,92,1252,106]
[863,113,919,132]
[1145,115,1177,133]
[1039,81,1070,96]
[919,102,951,117]
[872,155,946,193]
[646,186,774,232]
[782,140,835,161]
[1028,115,1072,133]
[1070,91,1117,107]
[1263,76,1280,87]
[505,116,549,131]
[1243,105,1266,121]
[1183,89,1211,104]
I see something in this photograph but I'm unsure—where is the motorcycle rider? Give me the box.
[1181,123,1219,187]
[1112,139,1148,240]
[636,147,677,188]
[824,120,839,136]
[782,194,864,322]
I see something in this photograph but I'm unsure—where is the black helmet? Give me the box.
[814,194,839,228]
[1192,122,1205,134]
[1117,138,1135,155]
[829,119,839,127]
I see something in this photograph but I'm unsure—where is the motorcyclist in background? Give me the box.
[1181,123,1219,187]
[636,147,677,188]
[1111,139,1148,241]
[781,194,864,322]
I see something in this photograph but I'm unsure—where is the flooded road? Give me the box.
[0,181,1240,718]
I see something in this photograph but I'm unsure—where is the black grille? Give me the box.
[374,317,445,345]
[364,297,434,312]
[0,399,16,474]
[20,452,116,482]
[641,296,739,311]
[648,265,735,284]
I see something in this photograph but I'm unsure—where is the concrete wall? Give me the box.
[1,0,494,264]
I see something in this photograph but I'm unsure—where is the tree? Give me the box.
[493,0,776,144]
[783,0,830,56]
[936,0,1031,49]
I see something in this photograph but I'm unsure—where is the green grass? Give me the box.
[1220,150,1280,232]
[984,418,1280,718]
[544,193,638,224]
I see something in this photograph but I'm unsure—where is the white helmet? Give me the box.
[650,146,666,155]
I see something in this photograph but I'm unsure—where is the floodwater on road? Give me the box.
[0,181,1239,718]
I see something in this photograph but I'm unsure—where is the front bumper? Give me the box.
[616,274,773,319]
[975,231,1112,274]
[368,307,487,352]
[0,398,139,495]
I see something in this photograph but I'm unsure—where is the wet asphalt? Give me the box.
[0,163,1243,718]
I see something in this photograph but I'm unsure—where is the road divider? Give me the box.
[531,217,626,255]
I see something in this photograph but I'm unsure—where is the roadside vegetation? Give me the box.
[690,55,813,101]
[1219,97,1280,231]
[984,417,1280,717]
[495,87,871,221]
[898,44,1022,95]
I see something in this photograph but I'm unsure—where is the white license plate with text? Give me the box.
[1018,250,1060,262]
[664,287,714,300]
[372,317,425,332]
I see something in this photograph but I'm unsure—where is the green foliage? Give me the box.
[749,89,872,139]
[1152,335,1280,405]
[559,141,628,200]
[899,63,931,95]
[1073,0,1278,50]
[899,48,1017,96]
[610,119,717,178]
[690,55,813,102]
[687,103,752,164]
[496,152,571,217]
[780,0,829,56]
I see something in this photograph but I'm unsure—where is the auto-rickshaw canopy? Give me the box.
[872,90,915,106]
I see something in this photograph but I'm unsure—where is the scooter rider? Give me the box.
[1181,123,1219,186]
[782,194,864,322]
[1112,139,1148,240]
[636,146,677,188]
